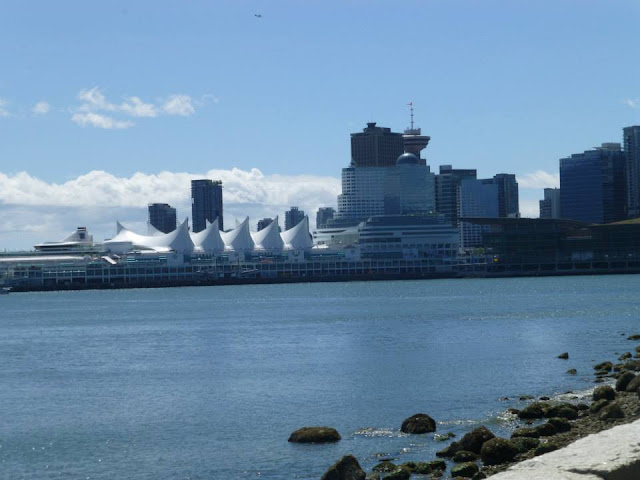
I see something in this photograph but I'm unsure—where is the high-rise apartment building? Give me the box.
[257,218,274,232]
[624,126,640,218]
[316,207,336,229]
[435,165,477,226]
[539,188,561,219]
[560,143,626,224]
[148,203,177,234]
[285,207,305,231]
[191,179,223,233]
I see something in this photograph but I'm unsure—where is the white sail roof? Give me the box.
[281,216,313,250]
[251,216,284,251]
[104,218,194,253]
[191,219,225,253]
[147,223,165,236]
[220,217,255,252]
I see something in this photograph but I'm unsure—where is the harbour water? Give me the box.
[1,275,639,479]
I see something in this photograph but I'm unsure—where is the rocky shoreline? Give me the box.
[313,335,640,480]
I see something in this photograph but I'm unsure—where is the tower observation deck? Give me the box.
[403,102,430,159]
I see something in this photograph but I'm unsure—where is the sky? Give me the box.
[1,0,639,250]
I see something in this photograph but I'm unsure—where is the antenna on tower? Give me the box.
[408,101,414,130]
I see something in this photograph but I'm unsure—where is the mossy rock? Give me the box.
[452,450,478,463]
[593,385,616,401]
[510,436,540,453]
[480,437,518,465]
[434,432,456,442]
[547,417,571,433]
[599,402,624,420]
[372,461,396,472]
[619,352,632,361]
[533,422,556,437]
[321,455,366,480]
[545,403,578,420]
[384,466,411,480]
[590,399,609,414]
[518,402,547,419]
[566,368,577,375]
[623,360,640,372]
[594,361,613,372]
[459,426,496,454]
[627,334,640,340]
[625,375,640,392]
[557,352,569,359]
[534,443,558,456]
[401,413,436,434]
[511,427,539,438]
[436,441,461,457]
[288,426,341,443]
[615,372,635,391]
[450,462,479,478]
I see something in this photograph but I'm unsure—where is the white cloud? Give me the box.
[32,101,51,115]
[624,98,638,109]
[0,168,341,249]
[119,96,158,117]
[0,98,11,117]
[517,170,559,189]
[162,94,195,116]
[519,199,540,219]
[71,112,134,129]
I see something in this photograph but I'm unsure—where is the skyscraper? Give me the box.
[191,179,223,233]
[285,207,305,231]
[435,165,477,226]
[148,203,177,234]
[459,178,499,249]
[484,173,519,218]
[560,143,626,224]
[350,122,405,167]
[539,188,561,219]
[257,218,274,231]
[624,126,640,218]
[316,207,335,229]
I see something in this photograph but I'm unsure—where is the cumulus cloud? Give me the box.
[71,87,202,129]
[71,112,134,129]
[32,101,51,115]
[0,98,11,117]
[0,168,341,249]
[519,199,540,219]
[517,170,559,189]
[624,98,638,109]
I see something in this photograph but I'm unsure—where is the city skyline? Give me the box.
[1,1,639,249]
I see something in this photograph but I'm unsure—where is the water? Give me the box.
[1,275,639,479]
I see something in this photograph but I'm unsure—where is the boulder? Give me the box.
[321,455,366,480]
[436,440,461,457]
[511,427,539,438]
[404,460,446,474]
[623,360,640,371]
[450,462,479,478]
[288,426,341,443]
[372,462,396,473]
[434,432,456,442]
[557,352,569,359]
[619,352,632,360]
[593,385,616,401]
[625,374,640,392]
[452,450,478,462]
[510,436,540,453]
[566,368,577,375]
[480,437,518,465]
[384,467,411,480]
[533,422,557,437]
[518,402,547,419]
[627,334,640,340]
[547,417,571,433]
[615,372,635,391]
[534,443,558,456]
[589,399,609,414]
[401,413,436,434]
[545,404,578,420]
[593,361,613,372]
[459,426,496,453]
[599,402,624,420]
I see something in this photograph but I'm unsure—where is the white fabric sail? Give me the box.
[281,216,313,250]
[104,218,194,253]
[251,216,284,252]
[191,219,225,253]
[220,217,255,252]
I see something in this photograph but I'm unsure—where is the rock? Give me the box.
[365,474,380,480]
[519,395,534,400]
[557,352,569,359]
[566,368,577,375]
[615,371,636,391]
[623,360,640,371]
[589,399,609,414]
[625,374,640,392]
[511,427,539,438]
[507,408,521,415]
[593,385,616,401]
[510,436,540,453]
[401,413,436,434]
[434,432,456,442]
[321,455,366,480]
[450,462,479,478]
[384,466,411,480]
[289,426,341,443]
[547,417,571,433]
[452,450,478,463]
[535,422,557,437]
[459,426,496,453]
[599,402,624,420]
[480,437,518,465]
[594,361,613,372]
[534,443,558,456]
[436,440,461,457]
[545,403,578,420]
[627,334,640,340]
[619,352,632,360]
[372,462,396,472]
[518,402,547,419]
[406,460,446,474]
[576,403,589,410]
[539,396,550,401]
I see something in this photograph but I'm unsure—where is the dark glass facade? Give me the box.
[148,203,177,234]
[191,179,223,233]
[434,165,477,225]
[350,122,405,167]
[316,207,335,229]
[284,206,305,231]
[624,126,640,218]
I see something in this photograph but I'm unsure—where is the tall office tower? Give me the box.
[624,126,640,218]
[539,188,561,219]
[435,165,477,226]
[148,203,177,234]
[560,143,626,224]
[257,218,273,231]
[483,173,519,218]
[285,207,305,231]
[191,179,223,233]
[316,207,335,229]
[459,178,499,249]
[350,122,405,167]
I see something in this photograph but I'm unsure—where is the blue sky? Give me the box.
[1,0,639,249]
